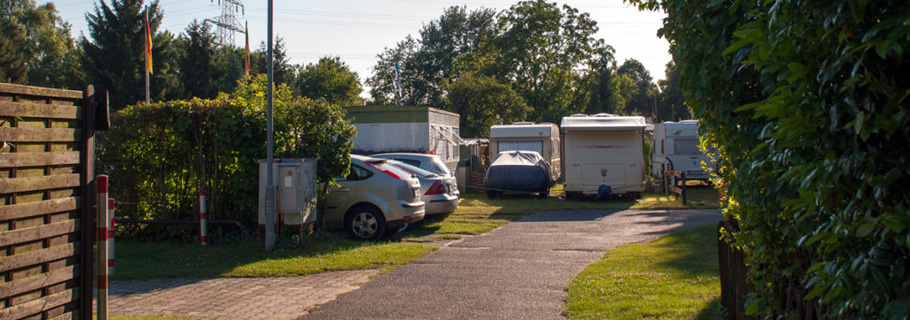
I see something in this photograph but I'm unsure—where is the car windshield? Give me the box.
[387,160,440,178]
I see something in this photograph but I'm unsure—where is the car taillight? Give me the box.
[425,181,445,195]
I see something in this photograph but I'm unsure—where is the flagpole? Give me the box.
[145,6,150,104]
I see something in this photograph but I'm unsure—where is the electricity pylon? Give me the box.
[204,0,245,47]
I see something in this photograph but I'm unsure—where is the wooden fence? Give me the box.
[662,169,688,204]
[717,220,754,320]
[0,83,106,320]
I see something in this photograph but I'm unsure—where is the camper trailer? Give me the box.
[488,122,561,180]
[651,120,714,181]
[560,114,647,198]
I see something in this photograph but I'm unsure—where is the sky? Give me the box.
[43,0,671,89]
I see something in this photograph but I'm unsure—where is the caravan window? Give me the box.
[674,139,700,154]
[499,141,543,154]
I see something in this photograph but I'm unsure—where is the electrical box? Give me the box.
[258,158,317,226]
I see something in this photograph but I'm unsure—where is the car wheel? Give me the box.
[345,205,386,241]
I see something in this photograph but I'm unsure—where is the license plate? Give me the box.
[413,189,420,198]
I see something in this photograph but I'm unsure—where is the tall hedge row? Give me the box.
[98,75,355,230]
[630,0,910,317]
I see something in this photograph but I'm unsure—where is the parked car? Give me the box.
[385,159,459,215]
[484,150,554,199]
[370,153,458,194]
[323,155,426,240]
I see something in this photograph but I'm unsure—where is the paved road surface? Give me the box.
[299,209,721,320]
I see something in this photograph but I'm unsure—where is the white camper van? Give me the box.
[489,122,561,180]
[560,114,647,198]
[651,120,714,181]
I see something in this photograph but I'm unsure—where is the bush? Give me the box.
[629,0,910,317]
[98,75,355,237]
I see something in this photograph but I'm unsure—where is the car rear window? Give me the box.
[388,160,438,178]
[368,160,414,179]
[432,158,451,175]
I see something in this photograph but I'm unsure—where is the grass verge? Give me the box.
[565,224,724,319]
[113,237,434,280]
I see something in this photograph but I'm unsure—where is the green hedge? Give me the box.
[630,0,910,317]
[98,75,355,234]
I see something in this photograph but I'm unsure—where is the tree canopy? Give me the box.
[296,56,364,106]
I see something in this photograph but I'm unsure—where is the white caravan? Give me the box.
[560,114,647,198]
[651,120,714,181]
[489,122,561,180]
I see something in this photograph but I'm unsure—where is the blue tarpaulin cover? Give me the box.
[484,150,553,192]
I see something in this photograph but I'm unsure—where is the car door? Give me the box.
[324,164,373,226]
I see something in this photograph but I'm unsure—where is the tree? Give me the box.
[366,7,497,108]
[81,0,176,109]
[412,6,498,108]
[252,37,296,86]
[616,58,657,116]
[444,73,529,137]
[0,0,83,88]
[178,20,220,99]
[296,56,363,106]
[473,0,610,123]
[656,61,685,121]
[366,36,419,105]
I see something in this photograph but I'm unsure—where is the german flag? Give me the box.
[146,12,153,74]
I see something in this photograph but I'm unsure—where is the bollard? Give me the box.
[200,187,208,246]
[96,175,110,320]
[108,198,116,276]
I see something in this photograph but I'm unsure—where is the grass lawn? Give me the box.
[565,224,724,319]
[113,186,720,280]
[113,236,435,280]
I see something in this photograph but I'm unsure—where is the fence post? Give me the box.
[200,187,208,246]
[109,198,115,276]
[681,172,687,205]
[96,175,109,320]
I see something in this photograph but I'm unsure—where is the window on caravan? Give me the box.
[499,141,543,154]
[674,139,700,154]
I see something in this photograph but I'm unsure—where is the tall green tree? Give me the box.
[616,58,657,116]
[178,20,220,99]
[0,0,83,88]
[366,36,418,105]
[473,0,609,123]
[444,73,530,137]
[252,37,296,86]
[367,7,497,108]
[413,6,497,108]
[81,0,178,109]
[296,56,363,106]
[656,61,685,121]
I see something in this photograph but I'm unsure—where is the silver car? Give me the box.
[370,153,458,195]
[324,155,426,240]
[386,159,459,215]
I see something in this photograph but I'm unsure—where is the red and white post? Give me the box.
[96,175,110,320]
[108,198,116,276]
[199,187,208,246]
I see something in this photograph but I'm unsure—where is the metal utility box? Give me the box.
[258,158,317,226]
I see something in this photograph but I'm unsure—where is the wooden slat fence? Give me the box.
[0,83,104,320]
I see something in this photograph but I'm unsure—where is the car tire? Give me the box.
[344,205,386,241]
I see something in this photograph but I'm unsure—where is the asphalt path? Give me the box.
[299,208,722,320]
